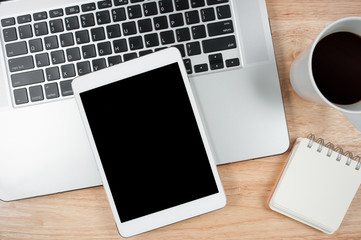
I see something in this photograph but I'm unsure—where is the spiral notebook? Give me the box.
[268,135,361,234]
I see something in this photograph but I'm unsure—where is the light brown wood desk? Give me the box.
[1,0,361,239]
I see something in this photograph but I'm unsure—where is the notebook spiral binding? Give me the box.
[306,134,361,170]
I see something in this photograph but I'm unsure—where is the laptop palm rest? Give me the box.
[0,99,101,201]
[190,65,289,165]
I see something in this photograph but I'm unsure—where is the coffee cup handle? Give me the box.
[342,112,361,131]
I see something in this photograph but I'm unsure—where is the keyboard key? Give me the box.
[33,12,48,21]
[96,10,111,25]
[130,0,144,3]
[77,61,91,75]
[183,58,192,74]
[155,47,167,52]
[91,27,106,41]
[17,15,32,24]
[66,47,81,61]
[185,10,200,25]
[153,16,168,30]
[186,42,201,56]
[160,30,175,45]
[190,0,205,8]
[172,44,185,57]
[29,39,43,53]
[98,42,112,55]
[75,30,90,44]
[14,88,28,105]
[106,24,121,38]
[129,36,143,50]
[11,69,44,87]
[18,25,33,39]
[176,28,191,42]
[61,64,76,78]
[98,0,112,9]
[80,14,96,28]
[128,5,142,19]
[65,6,80,15]
[92,58,107,71]
[138,19,153,33]
[144,33,159,47]
[46,67,60,81]
[123,53,137,61]
[175,0,189,11]
[1,18,15,27]
[143,2,158,16]
[194,63,208,73]
[35,53,50,67]
[169,13,184,28]
[209,53,224,70]
[60,33,74,47]
[34,22,48,36]
[217,5,231,19]
[49,19,64,33]
[207,0,229,5]
[112,8,127,22]
[113,39,128,53]
[122,22,137,35]
[191,25,206,39]
[114,0,128,6]
[108,56,122,66]
[9,56,34,72]
[60,80,74,96]
[139,50,153,56]
[82,44,97,58]
[207,20,233,36]
[82,3,96,12]
[226,58,240,67]
[3,28,17,42]
[159,0,174,13]
[45,83,59,99]
[49,9,64,18]
[51,50,65,64]
[6,41,28,57]
[202,35,236,53]
[29,85,44,102]
[44,36,59,50]
[65,16,79,30]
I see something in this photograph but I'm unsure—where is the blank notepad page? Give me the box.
[271,138,361,233]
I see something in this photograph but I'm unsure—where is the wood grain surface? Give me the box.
[1,0,361,239]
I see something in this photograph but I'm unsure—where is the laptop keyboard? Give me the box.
[1,0,241,107]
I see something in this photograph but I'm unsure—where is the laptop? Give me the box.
[0,0,289,201]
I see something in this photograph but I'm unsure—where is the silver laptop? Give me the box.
[0,0,289,201]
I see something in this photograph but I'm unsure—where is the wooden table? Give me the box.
[1,0,361,239]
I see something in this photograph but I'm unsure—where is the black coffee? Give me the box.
[312,31,361,105]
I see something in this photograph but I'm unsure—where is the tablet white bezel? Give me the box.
[72,48,226,237]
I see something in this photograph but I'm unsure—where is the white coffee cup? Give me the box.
[290,17,361,131]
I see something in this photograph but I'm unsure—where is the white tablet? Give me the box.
[72,48,226,237]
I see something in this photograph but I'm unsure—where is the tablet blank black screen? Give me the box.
[80,63,219,222]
